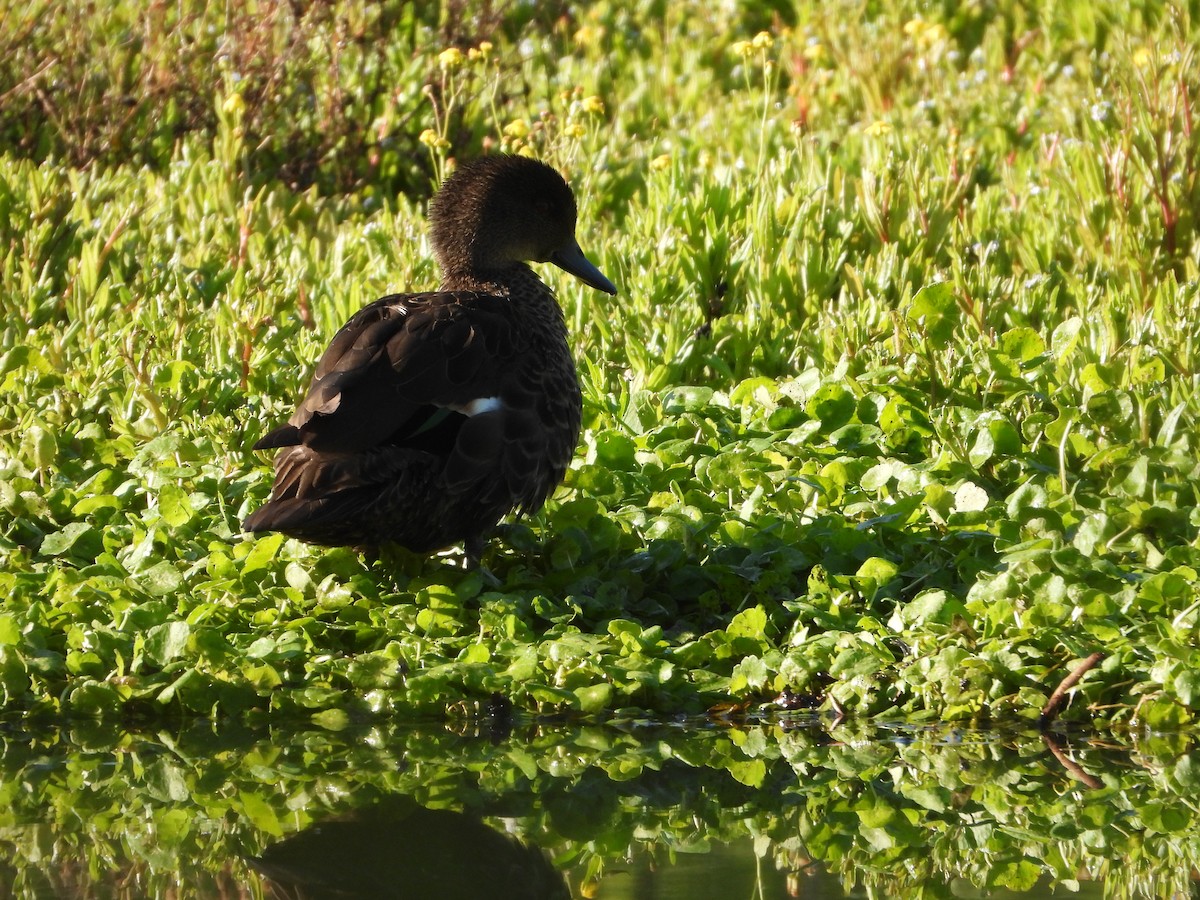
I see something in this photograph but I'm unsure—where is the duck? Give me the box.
[243,155,616,563]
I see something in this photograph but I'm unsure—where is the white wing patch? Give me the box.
[450,396,502,416]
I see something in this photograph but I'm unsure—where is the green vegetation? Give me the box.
[0,720,1195,897]
[1,0,1198,727]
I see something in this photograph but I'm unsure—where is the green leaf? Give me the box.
[830,646,883,678]
[141,561,184,597]
[969,425,996,467]
[593,432,636,467]
[906,281,958,346]
[144,621,190,665]
[726,606,768,641]
[988,859,1042,892]
[1079,363,1112,396]
[239,791,284,837]
[999,326,1045,361]
[1137,696,1191,730]
[311,708,351,730]
[157,483,193,528]
[899,784,952,812]
[1119,456,1148,497]
[67,681,123,716]
[460,643,491,664]
[662,385,714,412]
[1051,316,1083,360]
[1073,514,1109,556]
[731,655,769,692]
[806,383,855,430]
[1133,355,1165,384]
[40,522,95,556]
[899,590,967,627]
[23,424,57,470]
[0,615,21,647]
[574,682,613,713]
[953,482,989,512]
[1173,671,1200,708]
[1141,801,1191,834]
[242,533,286,575]
[856,557,899,583]
[726,758,766,788]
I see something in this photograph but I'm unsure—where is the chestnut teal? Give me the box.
[243,155,616,562]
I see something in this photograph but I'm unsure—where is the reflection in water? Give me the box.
[249,803,568,899]
[592,839,1111,899]
[0,718,1194,899]
[592,840,794,899]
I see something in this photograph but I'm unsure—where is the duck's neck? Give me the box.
[440,265,567,329]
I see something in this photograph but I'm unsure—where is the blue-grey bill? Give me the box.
[551,241,617,294]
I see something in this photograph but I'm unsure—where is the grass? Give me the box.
[0,0,1198,728]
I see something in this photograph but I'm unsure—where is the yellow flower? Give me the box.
[503,118,530,139]
[517,144,538,159]
[574,25,605,47]
[468,41,494,62]
[222,92,245,116]
[563,123,586,139]
[752,31,774,51]
[438,47,465,70]
[864,120,893,137]
[1132,46,1153,68]
[730,40,753,58]
[581,95,605,115]
[924,23,948,45]
[904,18,947,47]
[802,42,826,62]
[419,129,449,150]
[650,154,672,171]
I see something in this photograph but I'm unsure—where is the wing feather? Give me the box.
[254,291,522,453]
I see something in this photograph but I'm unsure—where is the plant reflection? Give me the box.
[0,717,1193,898]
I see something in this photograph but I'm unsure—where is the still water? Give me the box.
[0,715,1192,898]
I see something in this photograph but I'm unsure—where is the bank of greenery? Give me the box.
[0,0,1198,727]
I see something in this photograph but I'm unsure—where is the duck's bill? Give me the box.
[551,241,617,295]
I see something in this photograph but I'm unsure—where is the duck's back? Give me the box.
[243,285,581,554]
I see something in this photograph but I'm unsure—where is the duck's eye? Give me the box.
[534,200,552,217]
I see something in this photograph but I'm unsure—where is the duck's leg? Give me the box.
[463,534,485,570]
[462,533,501,587]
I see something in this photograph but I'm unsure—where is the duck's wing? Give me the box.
[253,290,522,455]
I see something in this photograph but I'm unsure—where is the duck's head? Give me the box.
[429,155,617,295]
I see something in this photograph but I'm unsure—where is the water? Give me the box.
[0,716,1193,898]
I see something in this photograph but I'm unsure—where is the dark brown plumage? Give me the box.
[242,155,616,561]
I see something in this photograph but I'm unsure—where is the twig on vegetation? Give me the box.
[1040,652,1105,728]
[0,57,56,104]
